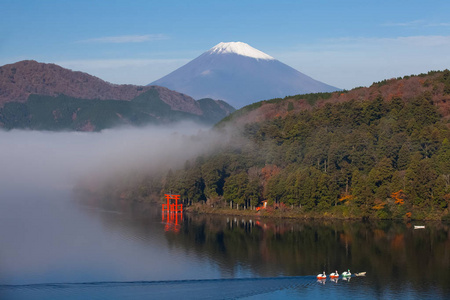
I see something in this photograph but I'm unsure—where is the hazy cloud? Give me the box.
[381,20,424,27]
[382,20,450,28]
[58,58,188,69]
[78,34,168,44]
[394,35,450,47]
[0,123,226,198]
[56,58,189,85]
[321,35,450,48]
[274,35,450,90]
[425,22,450,27]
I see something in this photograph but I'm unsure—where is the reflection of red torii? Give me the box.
[162,194,183,233]
[162,212,182,233]
[162,194,183,213]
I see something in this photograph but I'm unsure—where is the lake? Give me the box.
[1,190,449,299]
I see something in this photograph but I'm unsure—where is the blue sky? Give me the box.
[1,0,450,89]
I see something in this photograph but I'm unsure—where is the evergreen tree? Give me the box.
[223,172,248,209]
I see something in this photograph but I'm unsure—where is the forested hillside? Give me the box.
[81,71,450,220]
[0,90,234,131]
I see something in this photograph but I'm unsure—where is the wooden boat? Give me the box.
[355,272,366,276]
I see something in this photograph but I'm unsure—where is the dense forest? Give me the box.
[80,70,450,220]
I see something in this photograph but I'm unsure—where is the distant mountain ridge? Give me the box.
[0,60,151,103]
[0,60,235,131]
[150,42,339,108]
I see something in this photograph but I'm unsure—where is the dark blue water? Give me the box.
[0,191,449,299]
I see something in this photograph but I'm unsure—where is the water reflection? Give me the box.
[79,200,450,296]
[162,212,183,233]
[330,278,339,284]
[179,213,448,295]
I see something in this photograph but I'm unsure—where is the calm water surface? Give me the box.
[1,191,449,299]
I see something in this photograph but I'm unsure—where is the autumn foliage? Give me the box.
[339,194,354,203]
[391,190,406,205]
[372,199,387,211]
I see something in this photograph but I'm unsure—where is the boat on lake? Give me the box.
[330,271,339,278]
[342,270,351,277]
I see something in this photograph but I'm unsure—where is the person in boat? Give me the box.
[317,271,327,280]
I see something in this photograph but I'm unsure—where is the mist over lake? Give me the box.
[1,125,450,299]
[0,123,215,197]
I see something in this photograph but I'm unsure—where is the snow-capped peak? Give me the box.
[207,42,275,60]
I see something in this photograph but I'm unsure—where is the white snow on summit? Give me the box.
[207,42,275,60]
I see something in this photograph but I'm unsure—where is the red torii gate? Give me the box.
[162,194,183,213]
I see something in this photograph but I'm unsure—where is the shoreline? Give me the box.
[73,192,449,222]
[184,203,449,222]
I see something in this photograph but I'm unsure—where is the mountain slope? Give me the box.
[218,70,450,127]
[0,60,235,131]
[150,42,339,108]
[0,60,151,104]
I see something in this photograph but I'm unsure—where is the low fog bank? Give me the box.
[0,122,228,200]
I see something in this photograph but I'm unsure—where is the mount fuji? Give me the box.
[150,42,339,108]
